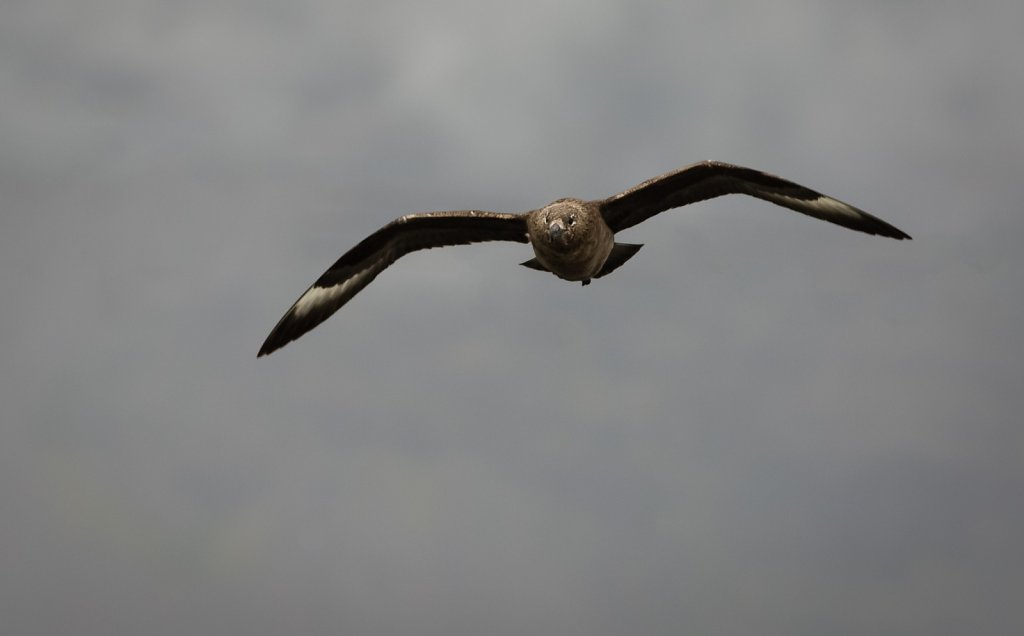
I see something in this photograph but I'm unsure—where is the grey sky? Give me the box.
[2,1,1022,634]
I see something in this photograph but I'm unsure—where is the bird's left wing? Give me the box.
[258,211,528,356]
[599,160,911,239]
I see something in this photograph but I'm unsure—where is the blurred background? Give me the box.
[2,1,1022,634]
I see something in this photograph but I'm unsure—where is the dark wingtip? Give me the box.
[876,221,912,241]
[258,298,339,358]
[873,217,912,240]
[257,332,296,358]
[257,338,279,358]
[257,314,299,358]
[853,209,912,241]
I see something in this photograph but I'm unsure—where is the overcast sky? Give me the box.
[2,1,1022,634]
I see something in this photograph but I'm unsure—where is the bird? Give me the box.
[258,160,910,357]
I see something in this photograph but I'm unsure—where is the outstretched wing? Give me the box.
[259,211,528,356]
[599,160,911,239]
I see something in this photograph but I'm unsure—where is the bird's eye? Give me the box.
[568,215,577,226]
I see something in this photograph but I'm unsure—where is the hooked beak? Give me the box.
[547,219,566,242]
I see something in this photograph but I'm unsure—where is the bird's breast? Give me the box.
[529,224,614,282]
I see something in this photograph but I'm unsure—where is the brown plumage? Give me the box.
[258,160,910,356]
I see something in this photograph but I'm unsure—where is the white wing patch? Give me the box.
[759,191,862,219]
[291,267,377,318]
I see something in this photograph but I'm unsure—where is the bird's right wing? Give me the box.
[259,211,528,356]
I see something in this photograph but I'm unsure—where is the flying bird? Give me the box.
[258,160,910,356]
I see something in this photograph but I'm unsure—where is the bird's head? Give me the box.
[540,199,586,247]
